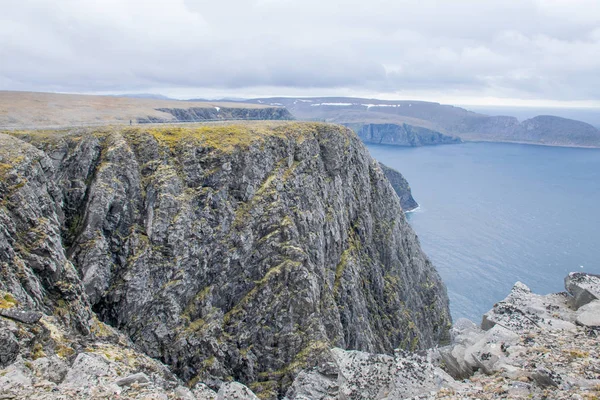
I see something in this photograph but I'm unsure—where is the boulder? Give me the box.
[217,382,259,400]
[115,372,150,387]
[565,272,600,309]
[0,309,43,324]
[575,300,600,327]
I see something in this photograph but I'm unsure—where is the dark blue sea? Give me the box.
[367,142,600,322]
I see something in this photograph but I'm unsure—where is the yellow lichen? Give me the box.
[0,292,17,309]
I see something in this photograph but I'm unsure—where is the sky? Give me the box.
[2,0,600,107]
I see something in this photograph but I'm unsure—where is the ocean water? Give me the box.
[367,142,600,322]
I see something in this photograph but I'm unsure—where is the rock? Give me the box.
[284,370,338,400]
[2,124,451,393]
[60,353,110,389]
[0,309,43,324]
[531,368,559,388]
[565,272,600,309]
[31,357,69,384]
[172,386,196,400]
[0,362,33,395]
[287,347,457,400]
[217,382,259,400]
[378,162,419,211]
[575,300,600,327]
[192,383,218,400]
[0,330,19,368]
[482,281,576,333]
[115,372,150,387]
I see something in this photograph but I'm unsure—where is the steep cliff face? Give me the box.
[140,107,294,123]
[378,163,419,211]
[348,123,462,147]
[0,122,450,398]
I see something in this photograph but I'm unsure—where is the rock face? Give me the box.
[434,274,600,399]
[564,272,600,309]
[378,163,419,211]
[0,122,451,398]
[140,107,294,123]
[348,123,462,147]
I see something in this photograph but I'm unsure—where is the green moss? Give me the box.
[249,380,279,399]
[0,292,17,309]
[31,343,46,360]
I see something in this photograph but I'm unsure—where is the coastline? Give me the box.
[460,138,600,150]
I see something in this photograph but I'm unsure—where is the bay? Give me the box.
[367,142,600,321]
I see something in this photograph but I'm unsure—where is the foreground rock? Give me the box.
[434,273,600,399]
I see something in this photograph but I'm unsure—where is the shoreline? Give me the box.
[461,138,600,150]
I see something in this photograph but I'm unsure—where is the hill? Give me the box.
[246,97,600,148]
[0,91,291,129]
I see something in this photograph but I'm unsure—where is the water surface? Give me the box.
[367,142,600,321]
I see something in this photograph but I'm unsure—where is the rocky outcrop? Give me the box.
[0,122,451,398]
[139,107,294,123]
[348,123,462,147]
[283,272,600,399]
[378,163,419,211]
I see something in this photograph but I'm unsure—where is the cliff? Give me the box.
[142,107,293,123]
[347,123,462,147]
[245,97,600,148]
[0,122,450,399]
[378,163,419,211]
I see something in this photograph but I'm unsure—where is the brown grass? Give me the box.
[0,91,272,128]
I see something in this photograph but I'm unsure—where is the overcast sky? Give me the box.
[2,0,600,106]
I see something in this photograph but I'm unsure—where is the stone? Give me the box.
[531,368,559,388]
[60,353,110,389]
[192,383,218,400]
[217,382,259,400]
[0,309,43,324]
[0,330,19,368]
[565,272,600,309]
[115,372,150,387]
[575,300,600,327]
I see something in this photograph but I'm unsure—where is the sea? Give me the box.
[367,142,600,322]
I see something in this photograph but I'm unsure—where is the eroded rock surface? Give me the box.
[0,122,450,398]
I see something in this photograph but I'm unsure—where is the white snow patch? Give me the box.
[362,104,399,108]
[311,102,354,107]
[214,106,220,112]
[297,99,313,103]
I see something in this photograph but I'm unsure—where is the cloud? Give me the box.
[1,0,600,103]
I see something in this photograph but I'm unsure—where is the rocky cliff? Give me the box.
[245,97,600,148]
[378,163,419,211]
[0,122,450,399]
[140,107,294,123]
[347,123,462,147]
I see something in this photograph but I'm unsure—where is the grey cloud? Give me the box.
[1,0,600,102]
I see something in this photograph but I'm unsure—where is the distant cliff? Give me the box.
[244,97,600,148]
[140,107,294,123]
[0,122,450,399]
[346,123,462,147]
[458,115,600,147]
[379,162,419,211]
